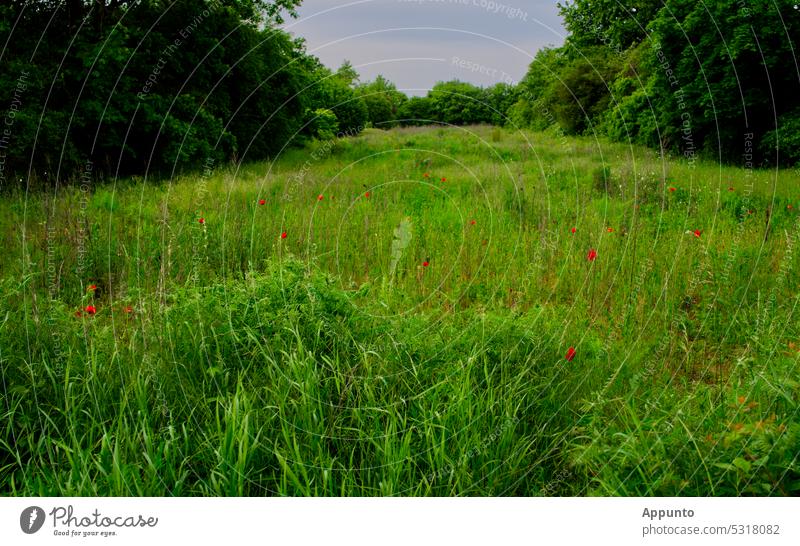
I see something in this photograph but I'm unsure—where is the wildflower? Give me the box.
[364,192,371,198]
[587,248,597,261]
[318,194,324,201]
[441,177,446,182]
[565,347,576,361]
[74,310,83,318]
[788,204,794,210]
[258,199,266,205]
[571,227,576,234]
[728,186,735,191]
[85,305,96,315]
[737,395,746,404]
[669,187,676,192]
[88,284,97,291]
[607,227,614,233]
[124,306,133,314]
[693,230,701,238]
[470,219,476,225]
[423,173,430,179]
[198,217,205,224]
[281,231,287,239]
[422,260,430,267]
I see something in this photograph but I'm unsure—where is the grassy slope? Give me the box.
[1,125,798,495]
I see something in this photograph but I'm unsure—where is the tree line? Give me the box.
[1,0,797,188]
[510,0,800,166]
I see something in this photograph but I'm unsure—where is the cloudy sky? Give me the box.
[282,0,566,95]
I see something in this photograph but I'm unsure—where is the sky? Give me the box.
[282,0,566,95]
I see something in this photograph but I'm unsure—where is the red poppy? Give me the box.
[258,199,266,205]
[669,187,676,192]
[587,248,597,261]
[570,227,576,234]
[470,219,476,225]
[364,191,371,198]
[198,217,205,224]
[565,347,576,362]
[85,305,96,315]
[423,173,430,179]
[422,261,429,267]
[75,310,83,318]
[441,177,446,182]
[788,204,794,210]
[317,194,324,201]
[607,227,614,233]
[280,231,287,239]
[88,284,97,291]
[728,187,735,191]
[124,306,133,314]
[693,230,701,238]
[748,210,754,215]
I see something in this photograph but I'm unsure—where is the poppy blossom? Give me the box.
[422,260,430,267]
[693,230,701,238]
[88,284,97,291]
[728,187,735,191]
[571,227,576,234]
[737,395,746,404]
[75,310,83,318]
[258,199,266,205]
[364,191,371,198]
[85,305,96,315]
[669,187,676,192]
[788,204,794,210]
[317,194,324,201]
[565,347,576,361]
[607,227,614,233]
[198,218,205,224]
[280,231,287,239]
[587,248,597,261]
[124,306,133,314]
[423,173,430,179]
[470,219,476,225]
[441,177,446,182]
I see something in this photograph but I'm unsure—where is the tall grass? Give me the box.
[1,125,798,495]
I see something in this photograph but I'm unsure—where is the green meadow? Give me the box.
[1,125,798,495]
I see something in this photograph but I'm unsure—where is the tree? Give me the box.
[643,0,800,163]
[356,75,408,128]
[558,0,662,51]
[508,47,568,130]
[397,96,435,126]
[427,81,493,125]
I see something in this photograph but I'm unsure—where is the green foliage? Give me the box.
[547,47,622,134]
[0,0,363,184]
[308,108,340,140]
[559,0,663,51]
[515,0,800,166]
[426,80,492,125]
[356,75,408,128]
[397,96,436,126]
[761,109,800,165]
[509,47,568,130]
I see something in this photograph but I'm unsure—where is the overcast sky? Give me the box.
[283,0,566,95]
